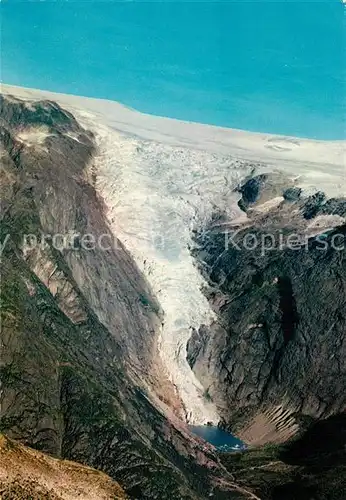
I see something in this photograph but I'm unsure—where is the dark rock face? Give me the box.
[237,173,295,212]
[283,187,302,202]
[188,177,346,445]
[239,175,267,205]
[186,327,210,369]
[318,197,346,217]
[220,412,346,500]
[0,94,254,500]
[302,191,326,219]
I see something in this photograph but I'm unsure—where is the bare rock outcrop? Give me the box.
[188,174,346,444]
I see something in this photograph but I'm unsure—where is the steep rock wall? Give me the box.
[188,176,346,444]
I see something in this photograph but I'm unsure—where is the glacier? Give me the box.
[2,84,345,424]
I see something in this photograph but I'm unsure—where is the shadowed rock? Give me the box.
[188,175,346,446]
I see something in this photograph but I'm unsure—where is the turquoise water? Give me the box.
[1,1,345,139]
[190,425,246,452]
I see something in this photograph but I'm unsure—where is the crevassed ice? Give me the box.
[91,123,250,424]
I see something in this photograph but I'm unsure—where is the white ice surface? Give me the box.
[89,122,247,424]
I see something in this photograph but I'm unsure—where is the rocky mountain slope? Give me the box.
[0,434,127,500]
[188,173,346,444]
[0,93,257,499]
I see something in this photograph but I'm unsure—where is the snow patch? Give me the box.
[17,126,51,148]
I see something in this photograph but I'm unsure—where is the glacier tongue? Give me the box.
[91,122,249,425]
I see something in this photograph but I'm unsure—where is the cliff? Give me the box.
[188,173,346,444]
